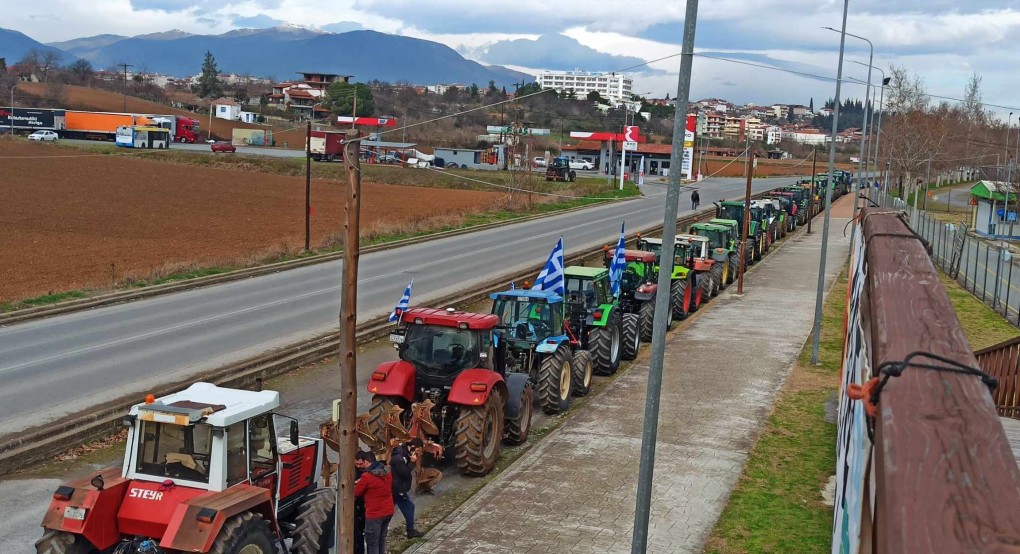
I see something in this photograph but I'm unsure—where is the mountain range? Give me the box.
[0,25,531,87]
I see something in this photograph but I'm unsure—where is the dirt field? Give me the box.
[696,156,855,178]
[0,140,504,301]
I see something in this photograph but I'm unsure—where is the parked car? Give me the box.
[534,156,547,167]
[210,141,236,153]
[379,153,402,164]
[28,130,59,142]
[570,160,595,171]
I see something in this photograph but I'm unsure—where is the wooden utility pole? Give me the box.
[336,138,362,553]
[737,152,754,294]
[116,62,133,112]
[808,149,817,233]
[305,121,312,251]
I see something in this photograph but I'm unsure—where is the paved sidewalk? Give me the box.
[409,214,852,554]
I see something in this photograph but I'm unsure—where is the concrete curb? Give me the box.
[0,196,638,327]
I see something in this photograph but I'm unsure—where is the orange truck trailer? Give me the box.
[63,111,153,141]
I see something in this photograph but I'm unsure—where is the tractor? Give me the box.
[678,232,729,293]
[674,234,720,299]
[688,222,746,285]
[366,307,532,477]
[779,186,812,226]
[563,266,635,374]
[637,236,702,320]
[714,201,765,261]
[489,289,594,414]
[601,247,669,342]
[750,200,780,248]
[545,156,577,182]
[36,382,336,554]
[767,192,799,234]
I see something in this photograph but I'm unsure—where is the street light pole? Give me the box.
[851,62,886,193]
[10,82,20,136]
[810,1,850,365]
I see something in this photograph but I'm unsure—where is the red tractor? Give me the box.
[36,383,334,554]
[364,307,532,477]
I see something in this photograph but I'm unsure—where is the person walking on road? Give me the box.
[391,439,425,539]
[355,450,394,554]
[691,189,701,210]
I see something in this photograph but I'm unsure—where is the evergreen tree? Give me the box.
[194,51,223,98]
[325,82,374,117]
[809,97,814,113]
[469,83,479,98]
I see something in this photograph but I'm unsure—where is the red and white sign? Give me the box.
[681,115,696,180]
[569,130,647,143]
[623,125,640,142]
[336,116,398,127]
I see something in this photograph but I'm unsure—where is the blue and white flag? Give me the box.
[388,278,413,322]
[509,281,516,290]
[609,223,626,297]
[531,238,565,296]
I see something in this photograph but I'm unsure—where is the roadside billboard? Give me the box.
[0,107,65,130]
[681,115,695,180]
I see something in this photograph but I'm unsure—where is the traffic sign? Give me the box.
[623,141,638,151]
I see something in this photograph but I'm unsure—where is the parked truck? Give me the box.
[63,111,154,141]
[307,130,349,162]
[148,115,201,143]
[0,107,65,133]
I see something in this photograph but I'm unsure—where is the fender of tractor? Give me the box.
[501,372,531,420]
[711,247,728,263]
[367,360,417,402]
[670,265,691,280]
[41,468,130,551]
[634,283,657,301]
[588,304,617,327]
[447,368,508,407]
[159,485,278,552]
[535,334,570,354]
[693,259,714,272]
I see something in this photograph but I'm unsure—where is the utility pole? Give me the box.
[305,121,312,252]
[632,0,698,551]
[809,0,849,365]
[208,103,213,141]
[808,149,817,233]
[116,62,133,112]
[336,138,362,554]
[351,92,358,129]
[738,152,754,294]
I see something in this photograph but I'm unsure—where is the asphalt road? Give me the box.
[0,176,807,435]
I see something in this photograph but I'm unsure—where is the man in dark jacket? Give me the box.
[354,450,394,554]
[355,464,366,554]
[391,439,425,539]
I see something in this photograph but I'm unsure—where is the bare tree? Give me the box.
[37,50,61,82]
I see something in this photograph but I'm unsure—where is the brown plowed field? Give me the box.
[697,156,854,178]
[0,140,503,301]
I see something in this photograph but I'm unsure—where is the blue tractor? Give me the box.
[490,289,594,415]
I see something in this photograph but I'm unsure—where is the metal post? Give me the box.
[619,108,627,191]
[632,0,698,550]
[305,121,312,252]
[336,139,362,554]
[847,35,873,242]
[810,0,850,365]
[738,152,753,294]
[208,103,213,141]
[925,155,932,211]
[808,149,817,233]
[9,83,15,136]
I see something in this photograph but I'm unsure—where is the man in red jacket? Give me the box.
[354,450,394,554]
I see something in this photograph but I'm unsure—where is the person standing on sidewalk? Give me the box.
[354,462,367,554]
[691,189,701,210]
[354,450,394,554]
[391,439,425,539]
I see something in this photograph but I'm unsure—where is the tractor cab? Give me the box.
[388,307,497,387]
[689,223,732,253]
[564,266,614,318]
[675,233,714,262]
[491,290,564,346]
[637,236,694,276]
[716,201,747,225]
[602,248,657,293]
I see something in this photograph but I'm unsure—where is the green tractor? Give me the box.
[757,197,789,238]
[714,201,764,262]
[688,222,745,286]
[766,192,799,234]
[490,289,594,414]
[601,247,671,342]
[750,200,781,247]
[563,266,638,375]
[636,236,703,320]
[779,186,813,226]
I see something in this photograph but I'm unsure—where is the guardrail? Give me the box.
[832,207,1020,552]
[0,188,789,476]
[975,336,1020,419]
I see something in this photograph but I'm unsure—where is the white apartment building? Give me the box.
[537,69,633,104]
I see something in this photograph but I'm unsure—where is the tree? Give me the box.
[586,90,604,103]
[17,50,40,80]
[809,97,814,113]
[469,83,479,98]
[325,81,374,117]
[66,59,94,85]
[194,51,223,98]
[259,94,269,114]
[486,80,498,97]
[38,51,61,82]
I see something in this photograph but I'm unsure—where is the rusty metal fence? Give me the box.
[975,336,1020,419]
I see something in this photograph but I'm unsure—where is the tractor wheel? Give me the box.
[699,271,713,303]
[35,530,91,554]
[365,395,403,443]
[710,263,724,295]
[209,512,276,554]
[671,279,689,320]
[454,388,504,476]
[589,311,622,375]
[638,301,655,342]
[754,237,763,261]
[504,383,533,445]
[568,170,576,182]
[289,488,336,554]
[537,346,572,414]
[727,252,740,284]
[689,275,702,313]
[621,313,640,361]
[571,350,594,397]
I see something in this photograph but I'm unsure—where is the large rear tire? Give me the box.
[35,530,91,554]
[589,312,622,375]
[727,252,740,284]
[454,389,503,476]
[504,383,533,445]
[699,271,713,303]
[290,488,336,554]
[621,313,640,361]
[689,274,702,313]
[365,395,402,443]
[638,301,655,342]
[209,512,277,554]
[710,263,723,296]
[571,350,594,397]
[670,279,688,320]
[537,346,572,414]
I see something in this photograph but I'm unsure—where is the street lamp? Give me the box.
[1006,112,1013,182]
[851,61,886,191]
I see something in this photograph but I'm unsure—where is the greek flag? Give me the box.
[509,281,516,290]
[609,223,626,297]
[531,238,565,296]
[388,279,413,322]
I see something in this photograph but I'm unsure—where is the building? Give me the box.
[786,128,827,145]
[971,181,1020,239]
[771,104,789,120]
[267,71,351,117]
[212,98,241,121]
[766,125,783,145]
[705,112,724,138]
[723,116,746,141]
[537,69,633,104]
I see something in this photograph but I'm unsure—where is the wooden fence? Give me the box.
[975,335,1020,419]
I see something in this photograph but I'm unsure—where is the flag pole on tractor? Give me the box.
[336,135,362,552]
[389,279,413,322]
[632,0,698,551]
[609,223,626,298]
[532,237,565,296]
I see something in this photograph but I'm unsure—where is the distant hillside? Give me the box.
[46,34,126,61]
[0,28,73,65]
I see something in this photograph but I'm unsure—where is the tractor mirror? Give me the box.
[289,420,299,446]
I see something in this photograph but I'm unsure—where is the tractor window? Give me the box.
[622,262,644,291]
[226,422,248,485]
[595,278,611,303]
[134,421,212,483]
[401,324,481,376]
[493,299,558,340]
[565,277,597,306]
[249,414,277,480]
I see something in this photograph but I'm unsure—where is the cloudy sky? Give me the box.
[7,0,1020,118]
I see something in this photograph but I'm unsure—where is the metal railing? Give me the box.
[975,335,1020,419]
